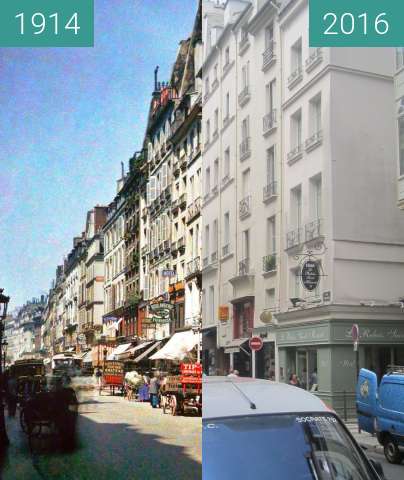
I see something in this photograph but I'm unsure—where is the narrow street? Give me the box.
[0,391,202,480]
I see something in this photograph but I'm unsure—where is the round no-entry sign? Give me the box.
[249,336,263,351]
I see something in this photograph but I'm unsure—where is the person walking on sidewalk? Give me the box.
[95,367,103,394]
[149,375,160,408]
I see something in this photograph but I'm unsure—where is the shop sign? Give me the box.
[301,260,320,291]
[162,270,176,278]
[152,315,171,325]
[149,302,174,318]
[249,336,263,352]
[218,305,229,322]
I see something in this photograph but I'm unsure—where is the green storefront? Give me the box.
[276,305,404,417]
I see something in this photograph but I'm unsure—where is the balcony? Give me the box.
[179,193,187,208]
[186,257,201,277]
[202,257,209,269]
[288,65,303,89]
[239,258,250,276]
[180,154,188,170]
[222,243,230,258]
[305,48,323,73]
[211,78,219,91]
[238,85,251,106]
[211,185,218,197]
[171,241,178,254]
[171,199,179,214]
[286,227,303,250]
[263,254,277,274]
[163,239,171,252]
[221,174,232,190]
[305,130,323,152]
[186,197,202,223]
[287,144,303,165]
[262,42,276,71]
[305,219,323,243]
[173,160,180,176]
[153,247,159,259]
[177,236,185,251]
[263,181,278,203]
[211,251,218,264]
[223,60,233,77]
[239,195,252,220]
[239,137,251,161]
[263,110,277,135]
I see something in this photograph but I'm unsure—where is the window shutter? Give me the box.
[150,176,156,201]
[162,164,168,189]
[146,183,151,206]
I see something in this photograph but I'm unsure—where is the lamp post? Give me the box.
[0,289,10,450]
[2,340,8,371]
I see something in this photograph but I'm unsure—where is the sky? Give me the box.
[0,0,198,309]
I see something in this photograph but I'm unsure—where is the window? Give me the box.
[291,109,302,149]
[396,48,404,70]
[224,46,230,66]
[205,167,211,195]
[224,148,230,178]
[265,22,274,49]
[214,63,218,81]
[242,169,250,198]
[265,79,276,114]
[309,94,322,135]
[292,267,301,299]
[241,62,249,90]
[225,92,230,120]
[241,116,249,141]
[206,120,211,144]
[224,212,230,247]
[291,185,302,228]
[213,159,219,188]
[399,116,404,176]
[265,289,275,309]
[214,109,219,134]
[266,216,276,254]
[209,286,215,324]
[205,76,210,96]
[205,225,210,259]
[310,175,322,220]
[242,230,249,260]
[213,219,218,257]
[291,38,302,72]
[266,147,275,186]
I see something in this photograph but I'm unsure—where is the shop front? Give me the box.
[276,305,404,417]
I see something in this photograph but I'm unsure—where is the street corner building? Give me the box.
[201,0,404,416]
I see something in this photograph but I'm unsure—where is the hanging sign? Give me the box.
[149,302,174,318]
[301,260,320,291]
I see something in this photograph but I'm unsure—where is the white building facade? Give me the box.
[203,0,404,414]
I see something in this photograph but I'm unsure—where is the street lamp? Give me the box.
[2,340,8,371]
[0,289,10,450]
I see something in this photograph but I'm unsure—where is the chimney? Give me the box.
[154,66,159,91]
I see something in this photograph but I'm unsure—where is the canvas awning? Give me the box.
[223,338,249,354]
[149,330,200,361]
[107,343,132,361]
[116,341,154,360]
[133,341,162,363]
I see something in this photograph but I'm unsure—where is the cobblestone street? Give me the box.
[0,392,202,480]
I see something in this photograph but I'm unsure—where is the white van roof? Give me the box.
[203,376,329,420]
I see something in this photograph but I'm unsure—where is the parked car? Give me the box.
[356,367,404,464]
[204,376,385,479]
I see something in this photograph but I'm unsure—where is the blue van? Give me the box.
[356,367,404,464]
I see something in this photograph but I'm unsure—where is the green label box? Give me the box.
[310,0,404,47]
[0,0,94,47]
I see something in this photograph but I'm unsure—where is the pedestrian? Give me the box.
[288,373,301,387]
[149,375,160,408]
[95,367,103,394]
[309,369,318,391]
[6,374,17,417]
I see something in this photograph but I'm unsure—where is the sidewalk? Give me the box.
[345,422,384,454]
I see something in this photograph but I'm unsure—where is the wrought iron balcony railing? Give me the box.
[288,65,303,88]
[305,219,322,242]
[263,181,278,202]
[263,109,277,134]
[240,137,251,161]
[305,130,323,152]
[305,48,323,73]
[239,258,250,276]
[286,227,302,249]
[262,42,276,71]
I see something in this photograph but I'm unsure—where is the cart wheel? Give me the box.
[170,395,177,416]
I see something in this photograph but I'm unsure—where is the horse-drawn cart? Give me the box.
[160,363,202,416]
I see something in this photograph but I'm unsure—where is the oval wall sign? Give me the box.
[301,260,320,291]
